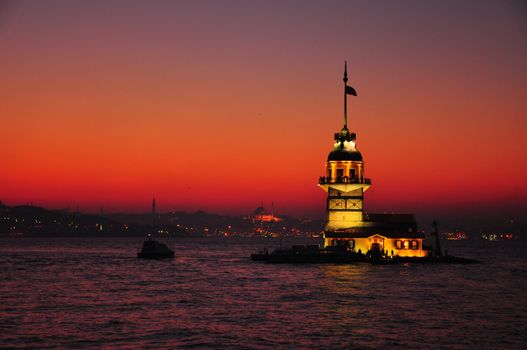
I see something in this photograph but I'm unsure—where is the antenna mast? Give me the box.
[343,61,348,129]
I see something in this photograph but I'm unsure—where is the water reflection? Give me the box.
[0,237,525,349]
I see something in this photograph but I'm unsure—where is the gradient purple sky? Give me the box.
[1,0,526,227]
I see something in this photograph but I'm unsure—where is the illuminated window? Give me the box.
[411,240,419,250]
[349,239,355,249]
[395,240,402,249]
[403,240,409,249]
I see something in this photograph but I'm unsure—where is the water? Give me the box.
[1,237,526,349]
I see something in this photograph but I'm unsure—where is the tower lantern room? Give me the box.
[327,126,365,184]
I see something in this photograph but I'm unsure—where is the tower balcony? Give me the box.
[318,176,372,193]
[319,176,371,185]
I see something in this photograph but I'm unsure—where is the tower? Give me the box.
[318,62,370,232]
[318,127,371,231]
[317,63,426,257]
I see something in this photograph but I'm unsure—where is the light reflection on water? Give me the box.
[0,237,526,349]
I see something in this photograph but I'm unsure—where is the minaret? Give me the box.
[318,63,371,236]
[152,197,156,215]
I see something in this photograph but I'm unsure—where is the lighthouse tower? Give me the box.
[318,62,371,232]
[317,63,426,257]
[318,128,371,231]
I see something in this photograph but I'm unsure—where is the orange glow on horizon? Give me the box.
[1,1,526,222]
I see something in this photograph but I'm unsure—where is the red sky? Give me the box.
[1,1,526,224]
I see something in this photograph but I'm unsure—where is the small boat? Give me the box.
[251,245,366,264]
[250,248,270,261]
[250,245,478,265]
[137,238,175,259]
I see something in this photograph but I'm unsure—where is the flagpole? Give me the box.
[343,61,348,129]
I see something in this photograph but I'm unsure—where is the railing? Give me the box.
[319,176,371,185]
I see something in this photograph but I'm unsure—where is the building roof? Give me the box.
[327,140,363,161]
[252,206,268,216]
[327,146,363,161]
[328,127,363,162]
[325,213,422,238]
[324,230,425,239]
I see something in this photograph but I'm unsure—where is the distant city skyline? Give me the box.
[1,1,526,226]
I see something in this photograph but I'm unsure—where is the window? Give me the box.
[395,240,403,249]
[411,240,419,250]
[349,168,356,179]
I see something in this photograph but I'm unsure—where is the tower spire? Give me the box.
[343,61,348,129]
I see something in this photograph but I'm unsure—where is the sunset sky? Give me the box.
[1,0,526,225]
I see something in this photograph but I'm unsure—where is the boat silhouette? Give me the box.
[137,237,174,259]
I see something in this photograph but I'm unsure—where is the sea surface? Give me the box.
[0,236,526,349]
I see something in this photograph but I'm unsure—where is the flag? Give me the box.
[345,85,357,96]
